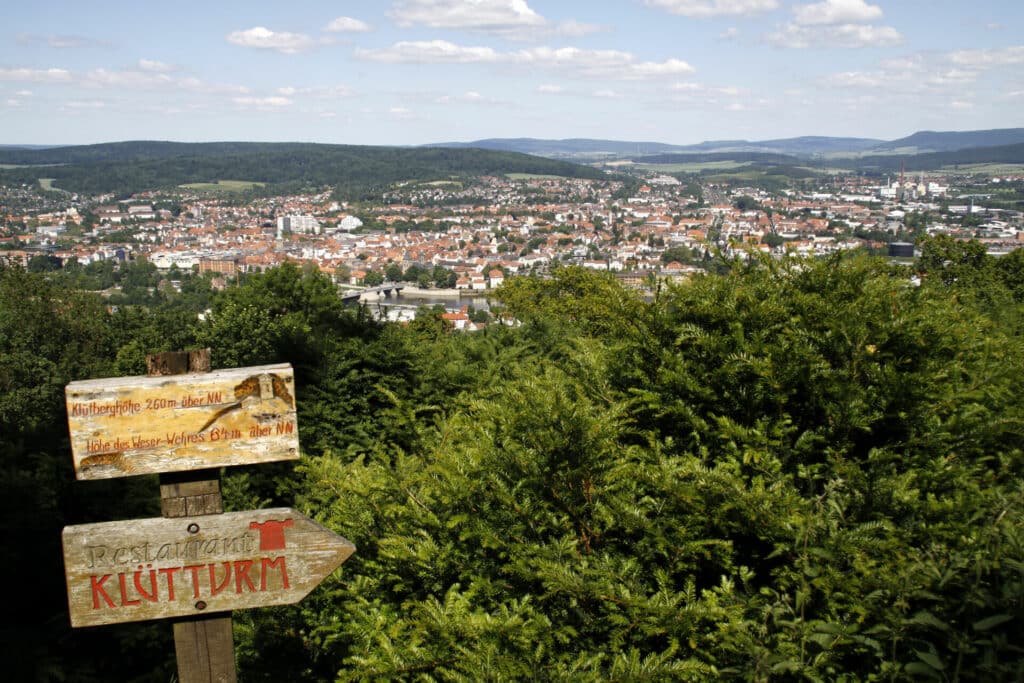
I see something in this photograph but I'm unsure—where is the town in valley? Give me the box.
[3,158,1023,328]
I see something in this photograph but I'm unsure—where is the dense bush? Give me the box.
[3,251,1023,681]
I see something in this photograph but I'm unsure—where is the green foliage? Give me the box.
[6,251,1024,680]
[661,245,695,264]
[0,265,176,681]
[279,256,1024,680]
[733,195,761,211]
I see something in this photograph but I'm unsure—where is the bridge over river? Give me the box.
[340,282,405,304]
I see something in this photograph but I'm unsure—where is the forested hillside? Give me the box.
[0,141,607,197]
[3,243,1024,680]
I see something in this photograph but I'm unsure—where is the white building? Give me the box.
[337,215,363,232]
[277,215,320,237]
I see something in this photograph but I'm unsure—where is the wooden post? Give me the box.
[148,350,237,683]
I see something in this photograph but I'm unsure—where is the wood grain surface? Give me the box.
[65,363,300,480]
[62,508,355,627]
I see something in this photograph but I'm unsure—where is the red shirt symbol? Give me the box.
[249,519,294,551]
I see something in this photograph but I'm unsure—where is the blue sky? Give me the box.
[1,0,1021,145]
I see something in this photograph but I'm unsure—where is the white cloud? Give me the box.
[356,40,500,63]
[671,81,702,92]
[15,89,33,97]
[84,68,172,88]
[769,0,899,48]
[435,90,493,104]
[950,100,974,110]
[924,69,976,87]
[233,96,293,109]
[512,46,695,80]
[0,67,72,83]
[669,81,743,98]
[82,67,251,96]
[629,58,696,78]
[324,16,371,33]
[720,27,739,40]
[592,89,620,98]
[552,20,604,38]
[357,41,694,80]
[49,35,92,48]
[274,85,353,98]
[389,0,544,32]
[792,0,883,26]
[65,100,106,109]
[644,0,778,18]
[823,70,885,88]
[537,84,563,93]
[138,59,176,73]
[824,45,1022,97]
[226,27,314,54]
[387,0,600,39]
[949,46,1024,68]
[767,22,901,48]
[17,33,99,49]
[175,77,250,95]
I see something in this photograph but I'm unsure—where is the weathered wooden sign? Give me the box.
[62,508,355,627]
[65,363,300,480]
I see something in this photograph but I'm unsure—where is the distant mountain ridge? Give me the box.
[430,128,1024,159]
[424,138,686,156]
[872,129,1024,153]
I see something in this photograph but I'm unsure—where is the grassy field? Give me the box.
[939,163,1024,175]
[705,170,780,181]
[506,173,565,180]
[631,161,752,173]
[804,166,853,175]
[179,180,265,193]
[38,178,56,190]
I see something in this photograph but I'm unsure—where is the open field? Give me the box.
[38,178,56,190]
[939,163,1024,175]
[631,161,752,173]
[179,179,265,192]
[506,173,565,180]
[704,170,790,182]
[802,166,852,175]
[821,148,918,160]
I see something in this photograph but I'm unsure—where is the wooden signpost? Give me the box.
[62,352,355,683]
[65,363,300,480]
[62,508,355,627]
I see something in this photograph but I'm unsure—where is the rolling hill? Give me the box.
[431,129,1024,160]
[424,138,688,158]
[0,141,608,196]
[871,128,1024,154]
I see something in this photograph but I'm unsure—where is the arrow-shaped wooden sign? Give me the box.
[62,508,355,628]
